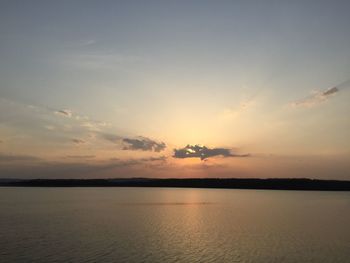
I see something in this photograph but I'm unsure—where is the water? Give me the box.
[0,187,349,262]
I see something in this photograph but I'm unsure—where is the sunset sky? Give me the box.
[1,1,350,179]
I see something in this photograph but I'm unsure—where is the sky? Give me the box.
[0,0,350,179]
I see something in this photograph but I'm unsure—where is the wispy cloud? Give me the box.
[63,39,97,48]
[290,87,339,108]
[44,125,56,131]
[100,133,122,144]
[173,144,249,160]
[52,106,167,152]
[61,51,143,70]
[55,109,73,117]
[289,79,350,108]
[81,120,109,131]
[72,138,86,145]
[221,98,256,119]
[0,98,168,160]
[53,108,111,133]
[75,39,97,47]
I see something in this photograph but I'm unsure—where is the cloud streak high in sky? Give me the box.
[290,79,350,108]
[55,109,73,118]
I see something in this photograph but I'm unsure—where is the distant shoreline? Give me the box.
[1,178,350,191]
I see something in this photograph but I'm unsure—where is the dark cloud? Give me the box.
[72,138,86,145]
[173,144,249,160]
[55,109,73,117]
[100,133,166,152]
[123,137,166,152]
[0,153,41,162]
[322,86,338,96]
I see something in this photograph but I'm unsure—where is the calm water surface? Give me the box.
[0,187,349,262]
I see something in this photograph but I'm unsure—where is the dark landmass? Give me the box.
[1,178,350,191]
